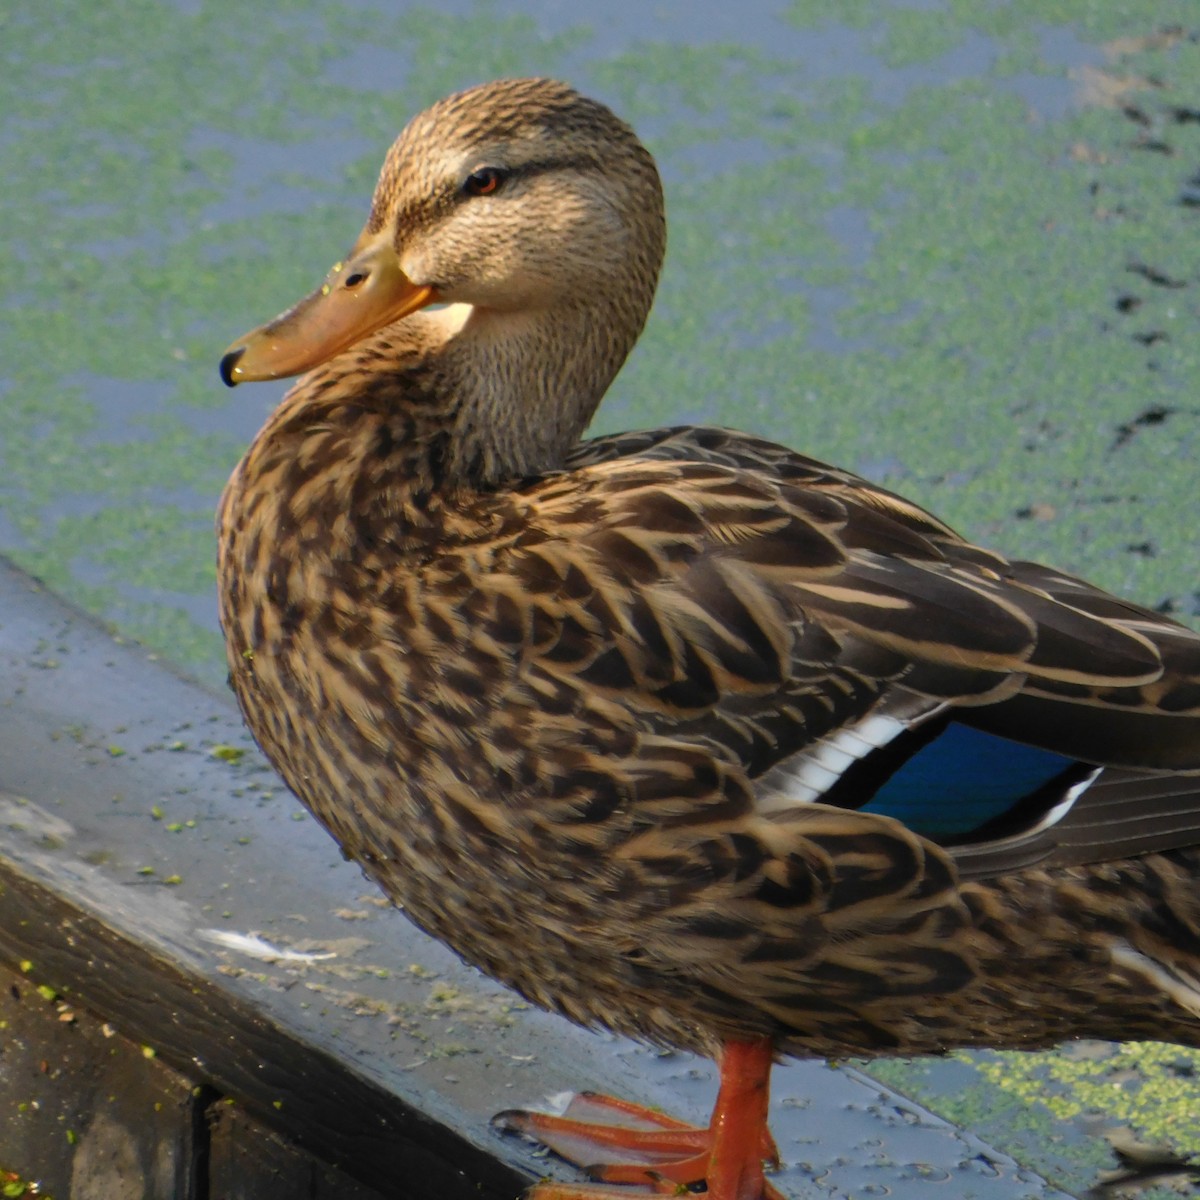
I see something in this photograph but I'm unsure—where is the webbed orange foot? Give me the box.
[494,1039,782,1200]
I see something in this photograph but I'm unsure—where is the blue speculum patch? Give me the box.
[859,722,1081,838]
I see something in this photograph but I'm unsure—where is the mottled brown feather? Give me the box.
[219,79,1200,1064]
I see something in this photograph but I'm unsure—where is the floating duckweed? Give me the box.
[973,1043,1200,1150]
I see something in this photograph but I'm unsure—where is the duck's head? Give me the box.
[220,78,666,396]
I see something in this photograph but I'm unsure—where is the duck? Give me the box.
[216,78,1200,1200]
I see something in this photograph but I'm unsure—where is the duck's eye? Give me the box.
[462,166,507,198]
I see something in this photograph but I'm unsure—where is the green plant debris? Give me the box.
[209,745,245,764]
[35,985,57,1003]
[0,1170,47,1200]
[974,1043,1200,1148]
[864,1044,1200,1196]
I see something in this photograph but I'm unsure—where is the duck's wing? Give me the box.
[503,427,1200,880]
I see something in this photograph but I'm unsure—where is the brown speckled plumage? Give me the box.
[218,78,1200,1196]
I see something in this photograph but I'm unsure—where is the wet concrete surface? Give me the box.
[0,956,391,1200]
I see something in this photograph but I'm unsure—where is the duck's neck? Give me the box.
[438,295,640,484]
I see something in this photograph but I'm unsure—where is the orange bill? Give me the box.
[220,229,437,386]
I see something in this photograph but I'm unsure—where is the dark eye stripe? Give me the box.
[458,155,597,200]
[511,155,596,177]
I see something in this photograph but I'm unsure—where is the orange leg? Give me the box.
[493,1038,782,1200]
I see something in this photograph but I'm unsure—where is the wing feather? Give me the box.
[492,428,1200,904]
